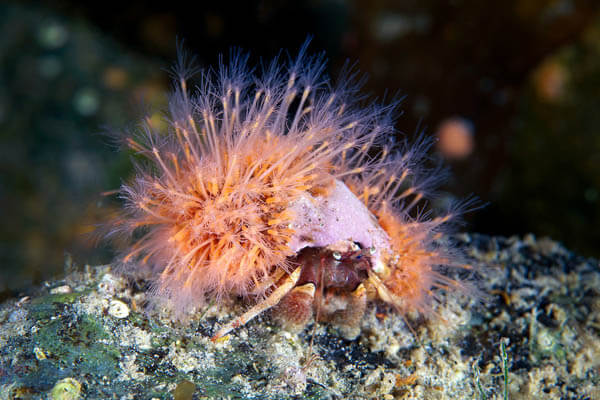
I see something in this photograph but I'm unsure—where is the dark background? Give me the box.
[2,0,600,297]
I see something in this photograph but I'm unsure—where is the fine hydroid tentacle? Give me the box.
[109,41,480,323]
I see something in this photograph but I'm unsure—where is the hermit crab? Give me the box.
[108,42,479,342]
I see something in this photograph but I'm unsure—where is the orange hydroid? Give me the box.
[109,43,479,319]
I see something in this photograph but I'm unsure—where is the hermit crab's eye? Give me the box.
[351,242,361,251]
[332,251,342,261]
[369,246,376,255]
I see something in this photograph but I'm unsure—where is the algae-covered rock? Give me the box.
[0,233,598,399]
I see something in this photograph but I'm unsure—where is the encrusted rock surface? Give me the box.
[0,233,598,399]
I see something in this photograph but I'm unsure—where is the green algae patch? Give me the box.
[27,290,87,319]
[13,312,121,394]
[0,288,121,396]
[36,291,84,306]
[32,313,121,378]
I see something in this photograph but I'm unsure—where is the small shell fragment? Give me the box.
[33,346,47,360]
[108,299,130,319]
[50,377,81,400]
[50,285,72,295]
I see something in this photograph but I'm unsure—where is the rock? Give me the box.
[0,234,598,399]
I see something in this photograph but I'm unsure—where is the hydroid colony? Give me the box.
[111,43,478,340]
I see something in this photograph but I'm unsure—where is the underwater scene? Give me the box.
[0,1,599,399]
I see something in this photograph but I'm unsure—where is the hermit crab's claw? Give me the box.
[211,267,302,342]
[273,283,316,332]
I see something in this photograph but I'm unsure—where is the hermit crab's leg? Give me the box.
[367,270,420,338]
[367,270,403,308]
[336,283,367,340]
[211,267,302,341]
[249,268,287,296]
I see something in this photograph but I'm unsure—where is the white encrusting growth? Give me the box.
[287,179,392,262]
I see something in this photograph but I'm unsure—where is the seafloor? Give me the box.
[0,233,598,399]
